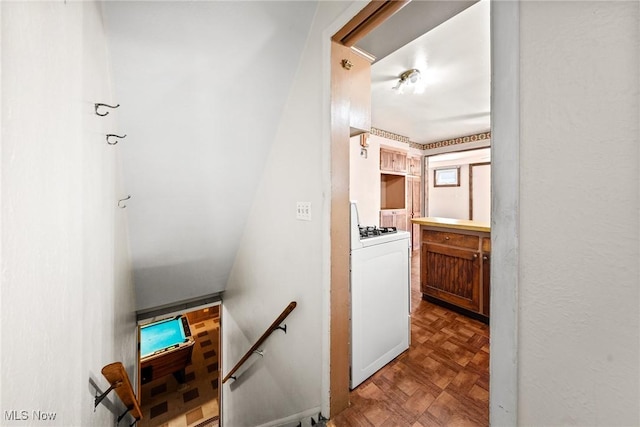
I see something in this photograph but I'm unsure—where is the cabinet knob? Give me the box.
[473,254,478,259]
[483,256,488,260]
[444,236,450,240]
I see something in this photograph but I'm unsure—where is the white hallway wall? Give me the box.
[102,1,319,312]
[518,1,639,424]
[221,3,354,426]
[1,2,137,426]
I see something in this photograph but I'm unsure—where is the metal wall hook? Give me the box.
[95,103,120,116]
[106,134,127,145]
[118,195,131,209]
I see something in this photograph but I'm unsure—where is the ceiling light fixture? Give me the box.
[392,69,422,94]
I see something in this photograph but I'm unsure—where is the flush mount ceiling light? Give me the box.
[392,68,422,94]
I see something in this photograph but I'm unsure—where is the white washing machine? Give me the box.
[350,202,411,389]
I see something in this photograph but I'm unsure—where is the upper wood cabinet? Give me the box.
[380,147,407,173]
[333,42,372,136]
[408,156,422,176]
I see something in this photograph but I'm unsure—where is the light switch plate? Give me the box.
[296,202,311,221]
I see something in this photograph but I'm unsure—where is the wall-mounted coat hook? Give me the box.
[118,195,131,209]
[106,134,127,145]
[95,103,120,116]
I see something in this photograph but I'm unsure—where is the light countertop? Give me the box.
[411,217,490,233]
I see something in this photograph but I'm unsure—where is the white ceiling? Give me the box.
[102,1,318,310]
[367,0,491,144]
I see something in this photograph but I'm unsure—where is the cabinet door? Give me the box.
[380,149,395,172]
[482,252,490,316]
[393,152,407,173]
[410,177,421,215]
[380,210,394,227]
[379,210,407,230]
[395,211,407,231]
[408,156,422,176]
[481,237,490,316]
[422,243,481,312]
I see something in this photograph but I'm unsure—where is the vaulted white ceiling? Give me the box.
[103,2,317,310]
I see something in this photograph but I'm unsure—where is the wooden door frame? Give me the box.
[327,1,520,424]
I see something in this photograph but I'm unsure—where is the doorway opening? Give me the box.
[330,0,517,417]
[425,148,491,222]
[136,305,221,427]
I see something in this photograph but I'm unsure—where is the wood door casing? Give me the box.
[330,1,409,418]
[330,40,355,416]
[408,176,421,250]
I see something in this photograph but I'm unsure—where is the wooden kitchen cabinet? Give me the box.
[412,218,490,321]
[482,237,490,316]
[380,174,406,210]
[408,155,422,176]
[380,147,407,173]
[380,209,407,231]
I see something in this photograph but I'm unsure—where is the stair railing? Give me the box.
[94,362,142,426]
[222,301,297,383]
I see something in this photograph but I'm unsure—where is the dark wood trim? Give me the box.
[332,1,411,47]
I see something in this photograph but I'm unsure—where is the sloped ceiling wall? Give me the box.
[102,2,318,311]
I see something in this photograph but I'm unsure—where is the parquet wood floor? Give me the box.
[139,315,220,427]
[330,250,489,427]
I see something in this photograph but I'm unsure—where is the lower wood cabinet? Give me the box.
[419,226,490,319]
[380,209,407,231]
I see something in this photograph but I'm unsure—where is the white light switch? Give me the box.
[296,202,311,221]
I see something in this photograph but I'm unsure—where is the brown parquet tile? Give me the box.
[139,313,220,427]
[185,407,204,425]
[330,250,489,427]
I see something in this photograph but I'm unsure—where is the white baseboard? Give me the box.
[255,406,322,427]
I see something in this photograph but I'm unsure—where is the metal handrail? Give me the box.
[222,301,297,383]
